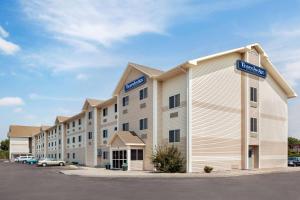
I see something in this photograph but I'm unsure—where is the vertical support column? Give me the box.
[187,68,192,173]
[61,124,65,161]
[242,51,250,169]
[110,148,113,169]
[56,126,59,159]
[84,112,88,165]
[152,80,158,151]
[93,107,98,167]
[44,131,47,158]
[127,147,131,171]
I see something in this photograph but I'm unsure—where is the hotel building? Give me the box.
[8,44,297,172]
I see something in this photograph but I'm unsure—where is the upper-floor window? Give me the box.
[78,118,81,125]
[250,87,257,103]
[122,123,129,131]
[59,139,61,145]
[139,87,148,100]
[67,124,70,129]
[72,137,75,143]
[139,118,148,130]
[103,108,108,117]
[250,118,258,132]
[88,132,93,139]
[169,94,180,109]
[59,125,61,131]
[78,135,82,142]
[114,127,117,131]
[67,138,70,144]
[169,129,180,143]
[103,130,108,138]
[72,121,75,127]
[54,129,57,133]
[88,111,93,120]
[114,104,118,113]
[122,96,129,107]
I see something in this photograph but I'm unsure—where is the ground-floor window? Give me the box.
[72,153,75,159]
[169,129,180,143]
[131,149,143,160]
[103,151,108,159]
[112,150,127,169]
[67,153,70,159]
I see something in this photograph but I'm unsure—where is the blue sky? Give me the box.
[1,0,300,140]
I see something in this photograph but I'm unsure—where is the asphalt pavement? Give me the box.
[0,161,300,200]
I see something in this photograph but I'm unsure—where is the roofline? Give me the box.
[96,96,117,109]
[63,111,85,123]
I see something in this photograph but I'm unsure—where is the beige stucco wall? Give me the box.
[118,68,153,170]
[190,53,242,171]
[65,115,86,165]
[259,69,288,168]
[98,100,118,166]
[159,73,187,163]
[10,137,30,158]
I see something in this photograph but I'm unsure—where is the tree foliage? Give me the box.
[152,145,185,173]
[288,137,300,145]
[0,139,9,151]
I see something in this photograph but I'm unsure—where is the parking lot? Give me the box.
[1,161,300,200]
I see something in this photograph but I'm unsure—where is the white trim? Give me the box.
[152,79,158,151]
[93,107,98,166]
[127,147,131,171]
[61,124,65,160]
[187,68,192,172]
[244,51,250,169]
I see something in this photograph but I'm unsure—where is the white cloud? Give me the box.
[76,73,89,80]
[0,25,9,38]
[20,0,263,71]
[29,93,82,102]
[0,25,20,55]
[0,37,20,55]
[13,107,23,113]
[0,97,24,107]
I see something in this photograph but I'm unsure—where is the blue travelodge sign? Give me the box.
[124,76,146,92]
[236,60,267,78]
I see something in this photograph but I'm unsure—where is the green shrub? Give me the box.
[204,166,213,173]
[0,150,9,159]
[152,145,185,173]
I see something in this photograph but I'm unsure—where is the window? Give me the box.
[55,129,57,133]
[114,127,117,131]
[48,143,50,147]
[250,118,258,132]
[88,132,93,139]
[139,118,148,130]
[122,96,129,106]
[78,118,81,125]
[51,142,53,147]
[72,137,75,143]
[169,94,180,109]
[88,111,93,119]
[169,129,180,143]
[59,139,61,145]
[67,138,70,144]
[59,153,61,159]
[103,130,108,138]
[78,135,82,142]
[72,153,75,159]
[122,123,129,131]
[103,108,108,117]
[250,87,257,102]
[72,121,75,127]
[114,104,118,113]
[131,149,143,160]
[54,141,56,146]
[67,153,70,159]
[59,125,61,131]
[139,87,148,100]
[67,124,70,129]
[103,151,108,159]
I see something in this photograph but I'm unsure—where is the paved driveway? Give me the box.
[1,161,300,200]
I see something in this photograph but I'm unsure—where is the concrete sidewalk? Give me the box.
[60,167,300,178]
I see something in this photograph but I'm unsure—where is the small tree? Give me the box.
[288,137,300,145]
[152,145,185,173]
[0,139,9,151]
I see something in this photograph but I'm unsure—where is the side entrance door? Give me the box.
[112,150,127,169]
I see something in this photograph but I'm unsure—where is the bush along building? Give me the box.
[7,43,297,172]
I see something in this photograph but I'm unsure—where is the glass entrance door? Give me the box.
[112,150,127,169]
